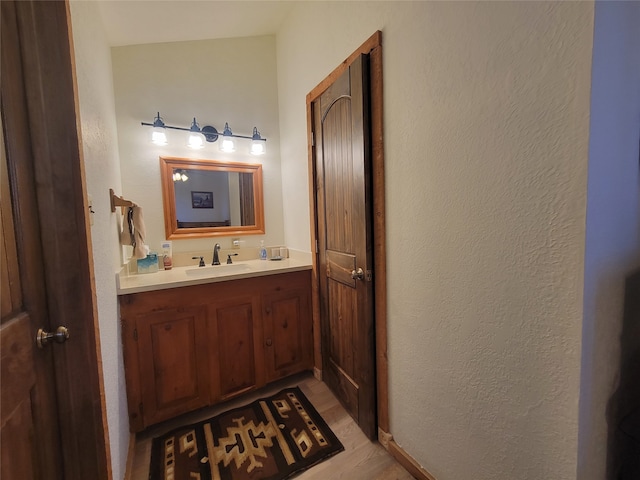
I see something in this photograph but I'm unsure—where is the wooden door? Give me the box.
[1,114,63,480]
[1,1,109,478]
[313,54,377,439]
[136,306,210,427]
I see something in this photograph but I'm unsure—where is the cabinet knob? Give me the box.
[265,338,273,347]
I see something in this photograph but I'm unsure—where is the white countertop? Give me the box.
[116,253,312,295]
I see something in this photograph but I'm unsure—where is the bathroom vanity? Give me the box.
[117,258,313,432]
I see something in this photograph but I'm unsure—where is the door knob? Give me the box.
[351,268,365,280]
[36,326,70,349]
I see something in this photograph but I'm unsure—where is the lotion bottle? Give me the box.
[259,240,267,260]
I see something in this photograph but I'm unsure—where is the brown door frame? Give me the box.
[2,0,111,478]
[306,31,389,438]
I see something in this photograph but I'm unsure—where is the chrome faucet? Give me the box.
[212,243,221,265]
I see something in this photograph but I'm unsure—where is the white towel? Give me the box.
[119,205,148,259]
[131,205,147,259]
[119,207,134,247]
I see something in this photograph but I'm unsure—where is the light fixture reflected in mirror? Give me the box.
[142,112,266,155]
[172,169,188,182]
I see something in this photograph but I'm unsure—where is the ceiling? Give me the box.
[95,0,295,47]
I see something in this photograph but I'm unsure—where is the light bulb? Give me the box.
[152,128,167,146]
[220,138,235,152]
[219,122,235,152]
[251,142,265,155]
[250,127,265,155]
[187,117,204,149]
[187,132,204,149]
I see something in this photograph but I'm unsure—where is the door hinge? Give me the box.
[133,328,138,341]
[311,131,315,147]
[315,239,319,253]
[366,270,373,281]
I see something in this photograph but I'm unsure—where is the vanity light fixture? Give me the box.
[142,112,266,155]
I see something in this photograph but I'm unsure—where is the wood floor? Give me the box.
[129,372,414,479]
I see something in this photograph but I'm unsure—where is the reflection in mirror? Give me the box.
[160,157,264,239]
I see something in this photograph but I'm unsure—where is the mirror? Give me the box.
[160,156,264,239]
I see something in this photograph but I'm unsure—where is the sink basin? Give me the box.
[185,263,252,277]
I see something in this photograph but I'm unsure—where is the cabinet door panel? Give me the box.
[136,306,209,426]
[209,297,264,401]
[263,286,313,381]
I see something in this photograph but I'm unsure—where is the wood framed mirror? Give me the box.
[160,156,265,239]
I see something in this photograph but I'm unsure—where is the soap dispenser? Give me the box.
[259,240,267,260]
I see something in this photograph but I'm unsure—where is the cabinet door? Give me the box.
[136,306,209,427]
[208,295,264,402]
[263,286,313,382]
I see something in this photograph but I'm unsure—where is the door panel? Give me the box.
[217,303,257,396]
[137,306,210,425]
[314,54,376,438]
[326,250,357,288]
[1,315,37,480]
[263,282,313,380]
[209,296,263,401]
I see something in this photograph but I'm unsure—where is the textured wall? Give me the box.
[579,2,640,478]
[111,36,284,257]
[277,2,594,478]
[68,2,128,478]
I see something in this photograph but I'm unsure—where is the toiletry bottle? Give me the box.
[161,240,172,270]
[259,240,267,260]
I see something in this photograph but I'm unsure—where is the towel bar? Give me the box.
[110,188,134,214]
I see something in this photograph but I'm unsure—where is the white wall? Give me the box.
[68,2,128,479]
[579,1,640,478]
[111,36,284,258]
[277,2,594,479]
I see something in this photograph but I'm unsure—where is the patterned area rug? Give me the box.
[149,387,344,480]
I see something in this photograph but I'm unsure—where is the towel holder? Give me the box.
[110,188,134,214]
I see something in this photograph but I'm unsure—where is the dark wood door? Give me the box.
[136,306,210,426]
[1,1,108,478]
[1,115,63,480]
[313,54,376,439]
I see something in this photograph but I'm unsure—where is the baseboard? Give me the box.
[123,432,136,480]
[387,438,437,480]
[378,427,393,449]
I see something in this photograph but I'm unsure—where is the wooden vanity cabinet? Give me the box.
[120,270,312,432]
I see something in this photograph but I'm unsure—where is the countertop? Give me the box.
[116,253,312,295]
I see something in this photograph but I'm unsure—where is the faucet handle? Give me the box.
[192,256,205,267]
[226,253,238,264]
